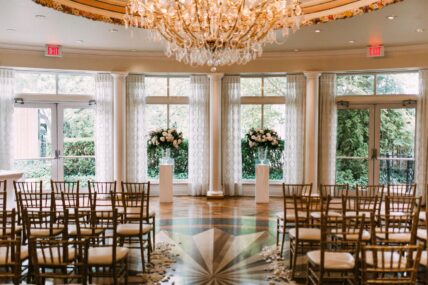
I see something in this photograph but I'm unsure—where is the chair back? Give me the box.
[121,182,150,219]
[23,209,68,240]
[51,180,79,194]
[0,238,21,284]
[61,192,95,213]
[0,180,6,212]
[17,191,54,212]
[281,184,312,222]
[0,209,16,239]
[120,191,150,223]
[387,184,416,197]
[385,195,418,216]
[360,244,421,285]
[320,184,348,212]
[88,181,116,197]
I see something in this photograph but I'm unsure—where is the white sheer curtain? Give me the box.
[94,73,114,181]
[283,74,306,183]
[222,76,242,196]
[0,69,15,170]
[415,70,428,201]
[188,75,210,196]
[126,74,148,182]
[318,74,337,185]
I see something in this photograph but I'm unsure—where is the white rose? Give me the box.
[178,139,182,144]
[251,135,256,140]
[249,141,254,147]
[162,131,167,136]
[160,137,165,142]
[168,129,172,134]
[266,133,271,137]
[267,137,273,141]
[272,140,278,145]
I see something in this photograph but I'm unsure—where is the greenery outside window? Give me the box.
[240,76,286,180]
[145,76,190,180]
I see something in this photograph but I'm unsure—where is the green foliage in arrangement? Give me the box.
[147,139,189,179]
[241,139,284,180]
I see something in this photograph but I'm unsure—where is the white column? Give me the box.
[112,72,128,183]
[304,72,321,188]
[207,73,224,198]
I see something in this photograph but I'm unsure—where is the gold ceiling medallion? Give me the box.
[33,0,404,67]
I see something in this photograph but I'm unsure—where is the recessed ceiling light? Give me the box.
[6,28,16,32]
[387,15,397,20]
[110,28,119,33]
[315,29,321,33]
[35,14,46,19]
[76,40,84,44]
[416,28,425,33]
[348,40,355,44]
[131,49,137,52]
[293,49,300,52]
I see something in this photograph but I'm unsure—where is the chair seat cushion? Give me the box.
[307,250,355,269]
[289,228,321,241]
[124,208,156,219]
[364,251,407,268]
[88,247,129,265]
[36,248,76,265]
[417,229,427,241]
[276,212,306,221]
[0,245,28,265]
[0,225,23,236]
[310,211,341,219]
[30,228,64,237]
[117,224,153,236]
[68,225,105,236]
[345,211,373,218]
[335,230,371,241]
[375,232,411,243]
[420,211,426,221]
[418,250,427,266]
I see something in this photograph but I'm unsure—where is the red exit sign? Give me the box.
[45,44,62,57]
[367,45,384,58]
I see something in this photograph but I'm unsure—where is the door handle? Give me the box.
[54,150,61,159]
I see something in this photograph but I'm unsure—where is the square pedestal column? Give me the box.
[255,165,269,203]
[159,165,173,203]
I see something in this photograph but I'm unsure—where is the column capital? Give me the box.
[111,72,129,79]
[208,73,224,81]
[304,72,322,80]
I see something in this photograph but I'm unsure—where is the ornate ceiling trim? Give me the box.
[33,0,403,28]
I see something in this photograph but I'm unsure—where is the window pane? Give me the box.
[264,77,287,97]
[169,105,189,138]
[241,77,262,97]
[58,74,95,95]
[14,108,53,159]
[145,105,167,132]
[15,72,56,94]
[240,105,262,137]
[170,77,190,97]
[264,104,285,139]
[379,159,415,185]
[14,159,53,187]
[64,158,95,188]
[337,75,375,96]
[146,77,167,96]
[376,73,419,95]
[336,158,369,186]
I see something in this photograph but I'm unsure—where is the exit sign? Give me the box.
[367,45,384,58]
[45,44,62,57]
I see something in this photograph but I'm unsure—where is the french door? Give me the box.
[336,104,416,186]
[14,103,95,189]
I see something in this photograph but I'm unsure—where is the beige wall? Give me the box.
[1,44,428,73]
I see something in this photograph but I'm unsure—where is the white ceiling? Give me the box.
[0,0,427,53]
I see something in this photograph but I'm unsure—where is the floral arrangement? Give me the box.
[148,128,183,149]
[245,128,280,149]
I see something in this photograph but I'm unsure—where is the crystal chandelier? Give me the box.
[125,0,303,68]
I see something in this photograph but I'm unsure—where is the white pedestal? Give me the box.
[255,165,269,203]
[0,170,24,210]
[159,165,173,203]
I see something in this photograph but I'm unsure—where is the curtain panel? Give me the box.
[126,74,148,182]
[283,74,306,184]
[318,74,337,185]
[94,73,114,181]
[222,76,242,196]
[415,70,428,202]
[188,75,210,196]
[0,69,15,170]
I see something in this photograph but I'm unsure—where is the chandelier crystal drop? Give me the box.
[125,0,303,67]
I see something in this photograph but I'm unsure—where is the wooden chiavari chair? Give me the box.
[0,239,22,285]
[388,184,416,197]
[13,181,43,225]
[51,180,80,212]
[289,194,322,279]
[88,181,117,210]
[319,184,349,213]
[0,180,7,211]
[357,185,385,221]
[30,238,88,285]
[276,183,313,256]
[121,181,155,248]
[69,208,106,243]
[385,195,418,217]
[115,191,152,272]
[307,214,366,285]
[22,209,68,240]
[86,209,128,285]
[360,244,422,285]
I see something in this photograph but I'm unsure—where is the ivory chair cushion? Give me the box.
[36,248,76,265]
[68,225,105,236]
[310,211,342,219]
[363,251,407,268]
[289,228,321,241]
[419,211,426,221]
[88,247,129,265]
[276,212,306,221]
[124,207,156,219]
[335,230,371,241]
[307,250,355,270]
[375,232,411,243]
[345,211,373,218]
[417,229,427,241]
[30,228,64,237]
[117,224,153,236]
[0,245,28,265]
[417,250,427,266]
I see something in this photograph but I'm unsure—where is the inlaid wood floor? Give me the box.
[142,197,303,285]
